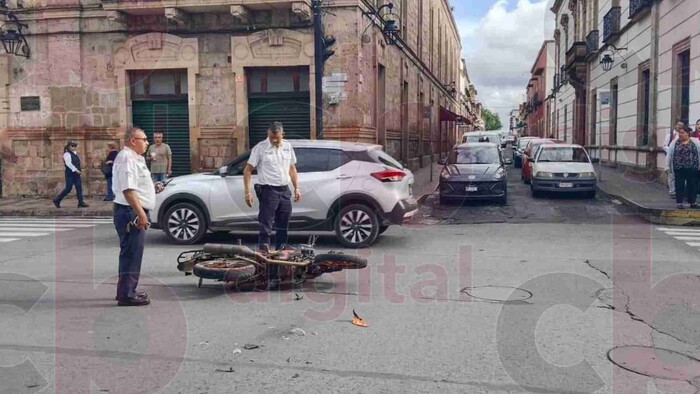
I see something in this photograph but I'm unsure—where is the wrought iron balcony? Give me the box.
[554,73,560,89]
[603,7,621,44]
[586,30,599,56]
[629,0,653,19]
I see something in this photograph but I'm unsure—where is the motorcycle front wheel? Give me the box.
[192,259,256,283]
[313,253,368,271]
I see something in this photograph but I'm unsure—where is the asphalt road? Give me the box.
[2,169,700,392]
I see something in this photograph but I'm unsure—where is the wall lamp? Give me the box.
[600,44,627,72]
[0,1,30,58]
[361,2,402,46]
[444,81,456,94]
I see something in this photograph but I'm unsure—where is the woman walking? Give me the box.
[667,128,700,209]
[53,141,89,208]
[103,142,118,201]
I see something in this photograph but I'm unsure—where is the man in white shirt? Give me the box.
[243,122,301,289]
[112,127,162,306]
[664,122,683,197]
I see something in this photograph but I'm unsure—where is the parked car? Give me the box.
[521,138,558,184]
[460,132,512,164]
[513,136,537,168]
[529,144,599,198]
[437,142,507,205]
[151,140,418,248]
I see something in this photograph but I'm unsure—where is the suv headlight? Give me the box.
[535,172,554,178]
[580,172,596,178]
[492,168,506,179]
[440,168,451,179]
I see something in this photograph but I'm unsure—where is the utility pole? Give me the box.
[313,0,324,140]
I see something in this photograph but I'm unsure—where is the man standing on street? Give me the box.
[243,122,301,289]
[112,127,162,306]
[146,131,172,182]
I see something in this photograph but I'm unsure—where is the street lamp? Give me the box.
[0,2,30,58]
[600,53,614,72]
[361,2,403,46]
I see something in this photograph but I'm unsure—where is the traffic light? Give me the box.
[322,35,336,62]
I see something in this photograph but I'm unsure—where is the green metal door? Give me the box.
[248,93,311,147]
[132,101,190,176]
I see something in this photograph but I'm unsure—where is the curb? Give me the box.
[0,208,113,218]
[596,185,700,226]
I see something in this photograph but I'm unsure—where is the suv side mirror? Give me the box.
[437,158,447,165]
[527,157,535,163]
[590,158,600,164]
[219,166,228,177]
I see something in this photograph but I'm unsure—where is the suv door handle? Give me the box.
[336,175,352,180]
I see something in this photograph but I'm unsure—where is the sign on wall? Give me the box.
[599,92,612,105]
[20,96,40,111]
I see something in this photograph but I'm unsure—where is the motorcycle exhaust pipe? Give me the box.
[203,243,257,257]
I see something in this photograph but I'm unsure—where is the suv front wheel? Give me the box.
[163,202,208,245]
[334,204,379,248]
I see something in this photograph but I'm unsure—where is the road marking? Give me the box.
[674,237,700,241]
[657,227,700,233]
[663,231,700,236]
[0,238,19,243]
[0,227,73,232]
[0,220,112,224]
[0,223,96,228]
[0,232,50,237]
[686,243,700,247]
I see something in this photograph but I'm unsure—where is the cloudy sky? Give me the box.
[453,0,555,126]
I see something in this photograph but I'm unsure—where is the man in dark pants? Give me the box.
[112,127,163,306]
[243,122,301,289]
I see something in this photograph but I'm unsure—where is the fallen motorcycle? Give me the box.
[176,237,368,288]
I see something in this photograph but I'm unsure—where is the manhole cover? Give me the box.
[608,346,700,381]
[460,286,532,303]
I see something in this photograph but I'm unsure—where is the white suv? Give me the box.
[151,140,418,248]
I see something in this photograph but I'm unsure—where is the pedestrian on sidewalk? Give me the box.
[112,127,162,306]
[691,119,700,139]
[146,131,172,182]
[243,121,301,290]
[663,122,683,198]
[666,127,700,209]
[102,142,118,201]
[53,141,89,209]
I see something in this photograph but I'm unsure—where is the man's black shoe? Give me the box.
[115,292,147,301]
[78,203,90,208]
[53,200,60,208]
[117,295,150,306]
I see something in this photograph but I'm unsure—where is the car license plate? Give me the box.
[466,186,478,192]
[559,183,574,188]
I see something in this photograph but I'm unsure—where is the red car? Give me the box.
[521,138,558,184]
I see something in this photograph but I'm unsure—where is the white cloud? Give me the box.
[459,0,555,126]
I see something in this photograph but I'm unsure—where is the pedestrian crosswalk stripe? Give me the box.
[664,232,700,236]
[686,243,700,247]
[657,227,700,233]
[0,223,97,228]
[0,217,113,244]
[674,237,699,241]
[0,232,50,237]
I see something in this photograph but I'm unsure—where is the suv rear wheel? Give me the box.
[334,204,379,248]
[164,202,208,245]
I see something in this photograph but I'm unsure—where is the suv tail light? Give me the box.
[371,169,406,182]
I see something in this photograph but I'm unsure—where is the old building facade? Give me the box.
[524,40,555,138]
[543,0,700,175]
[0,0,476,197]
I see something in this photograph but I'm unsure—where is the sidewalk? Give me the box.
[0,197,113,217]
[596,165,700,226]
[0,162,443,218]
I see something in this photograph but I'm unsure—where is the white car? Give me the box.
[529,144,599,198]
[151,140,418,248]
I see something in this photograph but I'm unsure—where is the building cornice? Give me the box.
[551,0,566,15]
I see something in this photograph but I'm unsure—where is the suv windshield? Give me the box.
[463,135,497,144]
[518,139,534,149]
[449,146,500,164]
[538,147,590,163]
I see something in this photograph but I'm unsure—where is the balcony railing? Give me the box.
[629,0,653,19]
[603,7,621,44]
[586,30,599,56]
[554,73,560,89]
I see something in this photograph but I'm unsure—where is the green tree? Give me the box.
[481,108,502,131]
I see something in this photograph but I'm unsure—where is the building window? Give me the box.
[246,67,310,95]
[672,38,691,127]
[637,62,651,146]
[610,78,619,145]
[129,70,188,99]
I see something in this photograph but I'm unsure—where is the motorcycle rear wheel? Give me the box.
[313,253,368,271]
[192,259,256,283]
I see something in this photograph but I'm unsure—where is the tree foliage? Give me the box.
[481,108,502,131]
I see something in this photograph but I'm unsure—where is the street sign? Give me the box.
[600,92,611,105]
